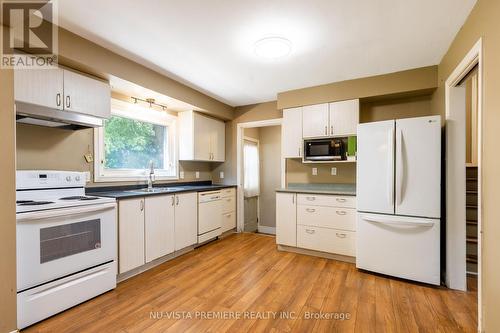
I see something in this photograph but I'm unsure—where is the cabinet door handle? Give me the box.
[306,196,316,201]
[336,198,347,203]
[292,195,295,204]
[56,93,61,106]
[305,229,315,234]
[176,196,179,206]
[140,200,144,211]
[171,196,175,206]
[331,125,334,135]
[336,233,347,238]
[226,198,231,202]
[324,126,328,135]
[336,210,347,215]
[306,208,316,213]
[65,95,71,108]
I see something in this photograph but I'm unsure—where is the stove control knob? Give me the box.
[66,176,72,182]
[75,176,81,182]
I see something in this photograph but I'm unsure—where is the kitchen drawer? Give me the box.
[297,206,356,231]
[221,195,236,213]
[297,194,355,208]
[221,211,236,233]
[221,188,236,198]
[297,225,356,257]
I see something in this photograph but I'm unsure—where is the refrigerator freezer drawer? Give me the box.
[356,213,440,285]
[297,205,356,231]
[297,225,356,257]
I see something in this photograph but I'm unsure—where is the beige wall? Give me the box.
[286,160,356,185]
[243,127,260,140]
[0,27,17,331]
[259,126,281,228]
[430,0,500,330]
[277,66,437,109]
[360,94,436,123]
[16,124,215,187]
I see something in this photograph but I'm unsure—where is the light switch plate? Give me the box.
[331,167,337,176]
[312,168,318,176]
[220,171,224,179]
[179,171,185,179]
[195,171,200,179]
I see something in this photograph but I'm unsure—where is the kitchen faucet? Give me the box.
[147,160,155,191]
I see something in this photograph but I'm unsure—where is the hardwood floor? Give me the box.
[24,233,477,333]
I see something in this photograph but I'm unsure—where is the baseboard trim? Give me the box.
[277,244,356,264]
[257,225,276,235]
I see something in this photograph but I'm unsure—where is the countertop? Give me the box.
[276,183,356,196]
[87,182,237,199]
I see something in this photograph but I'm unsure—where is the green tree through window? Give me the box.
[104,116,166,170]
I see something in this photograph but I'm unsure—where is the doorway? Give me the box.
[237,119,284,235]
[445,38,482,330]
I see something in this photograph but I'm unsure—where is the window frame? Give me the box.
[94,99,178,182]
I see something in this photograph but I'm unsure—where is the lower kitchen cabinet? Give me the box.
[145,195,175,263]
[220,188,236,233]
[174,192,198,251]
[276,192,297,246]
[118,198,146,274]
[297,225,356,257]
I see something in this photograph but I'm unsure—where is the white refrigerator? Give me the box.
[356,115,441,285]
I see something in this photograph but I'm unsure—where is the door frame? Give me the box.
[236,118,284,233]
[445,38,482,329]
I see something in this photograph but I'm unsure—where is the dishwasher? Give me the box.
[198,190,222,243]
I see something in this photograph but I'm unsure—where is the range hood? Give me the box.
[15,102,104,130]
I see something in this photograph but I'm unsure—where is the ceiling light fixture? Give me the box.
[254,36,292,59]
[131,96,167,111]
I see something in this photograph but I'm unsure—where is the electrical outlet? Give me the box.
[195,171,200,179]
[84,153,93,163]
[179,171,185,179]
[331,167,337,176]
[220,171,224,179]
[312,167,318,176]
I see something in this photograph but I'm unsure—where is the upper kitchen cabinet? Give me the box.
[329,99,359,136]
[14,67,111,119]
[282,107,303,158]
[302,103,329,138]
[63,70,111,119]
[15,68,64,110]
[179,111,225,162]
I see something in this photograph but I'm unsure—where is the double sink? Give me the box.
[125,185,210,194]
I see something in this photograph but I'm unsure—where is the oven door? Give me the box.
[16,202,117,291]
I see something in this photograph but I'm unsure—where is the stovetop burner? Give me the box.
[59,196,99,201]
[18,201,54,206]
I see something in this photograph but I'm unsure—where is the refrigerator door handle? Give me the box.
[362,215,434,227]
[387,127,395,206]
[396,128,404,205]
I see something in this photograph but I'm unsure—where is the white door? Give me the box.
[193,113,212,161]
[14,68,64,110]
[145,195,175,262]
[357,120,395,214]
[174,192,198,251]
[395,116,441,218]
[329,99,359,136]
[276,192,297,246]
[357,213,440,285]
[63,70,111,118]
[282,107,303,158]
[118,198,145,273]
[302,103,329,138]
[211,118,226,162]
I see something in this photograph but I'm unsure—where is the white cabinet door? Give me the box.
[14,68,64,110]
[329,99,359,136]
[118,198,145,274]
[357,120,395,215]
[145,195,175,262]
[63,70,111,118]
[282,107,303,158]
[221,211,236,233]
[302,103,329,138]
[276,192,297,246]
[211,118,226,162]
[395,116,441,218]
[193,113,212,161]
[174,192,198,251]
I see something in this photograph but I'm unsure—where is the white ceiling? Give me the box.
[58,0,476,107]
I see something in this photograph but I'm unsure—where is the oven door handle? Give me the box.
[16,203,116,222]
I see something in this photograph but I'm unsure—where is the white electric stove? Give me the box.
[16,171,117,329]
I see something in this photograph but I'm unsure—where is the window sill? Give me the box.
[94,175,179,183]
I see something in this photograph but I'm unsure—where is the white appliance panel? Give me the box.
[198,191,222,236]
[395,116,441,218]
[356,213,440,285]
[357,120,395,214]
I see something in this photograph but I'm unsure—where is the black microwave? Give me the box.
[303,138,347,162]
